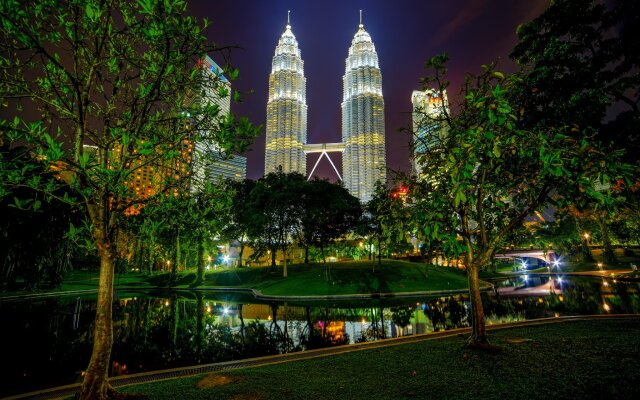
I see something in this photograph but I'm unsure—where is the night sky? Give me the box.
[187,0,549,181]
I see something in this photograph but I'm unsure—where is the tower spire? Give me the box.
[287,10,291,27]
[359,9,363,28]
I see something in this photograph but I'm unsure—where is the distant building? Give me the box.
[265,12,308,175]
[411,89,449,177]
[189,56,232,193]
[342,14,386,202]
[209,153,247,182]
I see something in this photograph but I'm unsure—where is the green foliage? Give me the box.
[511,0,640,134]
[367,182,412,262]
[298,178,362,262]
[407,55,630,270]
[0,0,258,257]
[247,170,308,267]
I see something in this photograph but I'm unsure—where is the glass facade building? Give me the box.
[341,20,385,202]
[209,154,247,182]
[411,89,449,177]
[265,17,308,175]
[190,56,232,193]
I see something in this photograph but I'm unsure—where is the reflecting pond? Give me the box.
[1,275,639,397]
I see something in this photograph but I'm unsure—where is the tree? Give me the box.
[408,54,630,346]
[298,178,362,264]
[511,0,640,264]
[222,178,256,268]
[510,0,639,134]
[0,146,77,289]
[0,1,256,398]
[186,179,231,284]
[368,181,410,267]
[249,170,306,276]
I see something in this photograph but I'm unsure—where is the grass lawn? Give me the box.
[211,260,471,296]
[1,260,473,298]
[121,318,640,400]
[151,260,472,296]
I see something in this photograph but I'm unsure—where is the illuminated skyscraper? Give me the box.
[411,89,449,177]
[188,56,231,193]
[265,12,307,175]
[342,12,385,202]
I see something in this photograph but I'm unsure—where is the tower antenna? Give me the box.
[287,10,291,26]
[359,10,363,27]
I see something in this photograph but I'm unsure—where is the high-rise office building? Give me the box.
[265,12,308,175]
[209,153,247,182]
[411,89,449,177]
[189,56,232,193]
[341,14,385,202]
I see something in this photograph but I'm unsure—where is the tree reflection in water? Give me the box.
[1,276,639,397]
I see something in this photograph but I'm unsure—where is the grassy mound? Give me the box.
[202,260,471,296]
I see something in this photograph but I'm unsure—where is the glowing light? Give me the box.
[553,260,560,268]
[361,318,366,324]
[523,275,529,282]
[603,303,611,312]
[164,300,169,307]
[223,307,229,315]
[558,295,564,302]
[267,315,272,321]
[538,298,544,303]
[207,306,212,313]
[223,255,230,263]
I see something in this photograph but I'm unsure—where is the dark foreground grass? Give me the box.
[122,319,640,400]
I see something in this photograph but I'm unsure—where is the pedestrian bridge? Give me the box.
[303,143,345,181]
[494,249,557,264]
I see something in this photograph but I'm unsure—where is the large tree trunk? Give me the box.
[147,245,154,275]
[377,237,382,266]
[271,249,276,268]
[79,251,115,399]
[304,245,309,264]
[237,242,245,268]
[597,213,616,263]
[466,263,487,345]
[172,234,180,278]
[196,240,204,285]
[283,249,288,278]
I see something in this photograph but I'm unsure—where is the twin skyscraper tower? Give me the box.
[264,11,385,202]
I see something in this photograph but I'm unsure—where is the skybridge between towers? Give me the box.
[303,142,345,181]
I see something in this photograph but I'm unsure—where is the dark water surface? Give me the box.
[1,275,638,397]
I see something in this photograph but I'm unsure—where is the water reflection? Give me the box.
[1,276,638,397]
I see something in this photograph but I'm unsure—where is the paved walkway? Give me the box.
[6,314,639,400]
